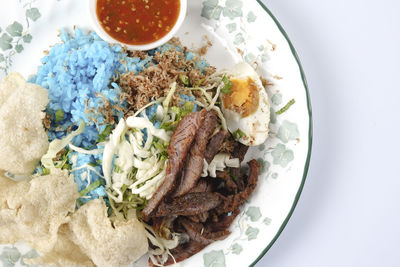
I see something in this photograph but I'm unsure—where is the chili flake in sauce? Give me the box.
[97,0,180,45]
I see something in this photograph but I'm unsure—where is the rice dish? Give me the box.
[0,27,271,266]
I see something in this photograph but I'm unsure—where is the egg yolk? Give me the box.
[222,77,260,117]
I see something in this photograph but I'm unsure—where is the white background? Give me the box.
[257,0,400,266]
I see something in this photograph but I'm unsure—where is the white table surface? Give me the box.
[256,0,400,266]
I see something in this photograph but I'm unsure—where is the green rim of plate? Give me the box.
[249,1,313,266]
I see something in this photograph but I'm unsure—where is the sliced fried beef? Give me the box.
[179,218,211,245]
[232,142,249,162]
[215,160,260,215]
[142,110,206,221]
[204,130,227,163]
[188,178,213,194]
[207,208,240,232]
[227,142,250,191]
[154,192,221,217]
[188,211,209,223]
[216,170,238,193]
[179,218,230,245]
[150,240,207,267]
[186,179,214,223]
[174,111,218,197]
[244,159,259,191]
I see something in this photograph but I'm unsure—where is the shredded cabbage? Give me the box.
[68,143,103,155]
[133,97,165,118]
[104,109,171,204]
[190,78,228,130]
[41,121,85,169]
[143,223,180,267]
[162,82,177,116]
[202,153,240,177]
[126,116,170,142]
[102,118,127,187]
[208,80,224,110]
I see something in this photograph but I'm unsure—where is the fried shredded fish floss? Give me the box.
[0,72,49,177]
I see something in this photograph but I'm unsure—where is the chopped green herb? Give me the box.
[194,78,204,87]
[182,101,194,116]
[221,75,233,94]
[62,163,71,170]
[166,104,194,127]
[108,187,147,218]
[153,141,164,152]
[42,167,50,175]
[96,125,113,143]
[55,109,64,123]
[159,150,169,160]
[233,128,246,140]
[151,137,169,160]
[160,121,176,131]
[170,106,181,116]
[179,73,190,86]
[79,179,104,197]
[161,102,194,132]
[55,149,71,170]
[227,169,238,182]
[127,167,138,181]
[114,165,123,174]
[149,112,157,122]
[276,99,295,115]
[120,184,129,193]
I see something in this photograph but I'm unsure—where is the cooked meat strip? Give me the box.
[187,211,209,223]
[204,130,227,163]
[227,142,250,191]
[149,240,207,267]
[233,142,249,162]
[142,110,206,221]
[215,160,260,215]
[216,170,238,193]
[207,208,240,232]
[154,192,221,217]
[179,218,211,245]
[243,159,259,190]
[187,178,213,194]
[174,110,218,197]
[205,229,230,241]
[179,218,230,245]
[185,179,214,223]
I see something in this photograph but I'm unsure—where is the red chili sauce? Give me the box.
[96,0,180,45]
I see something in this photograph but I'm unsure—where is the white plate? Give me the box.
[0,0,312,266]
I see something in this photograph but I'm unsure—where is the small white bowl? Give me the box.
[88,0,187,51]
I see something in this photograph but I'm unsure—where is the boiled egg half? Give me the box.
[220,62,270,146]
